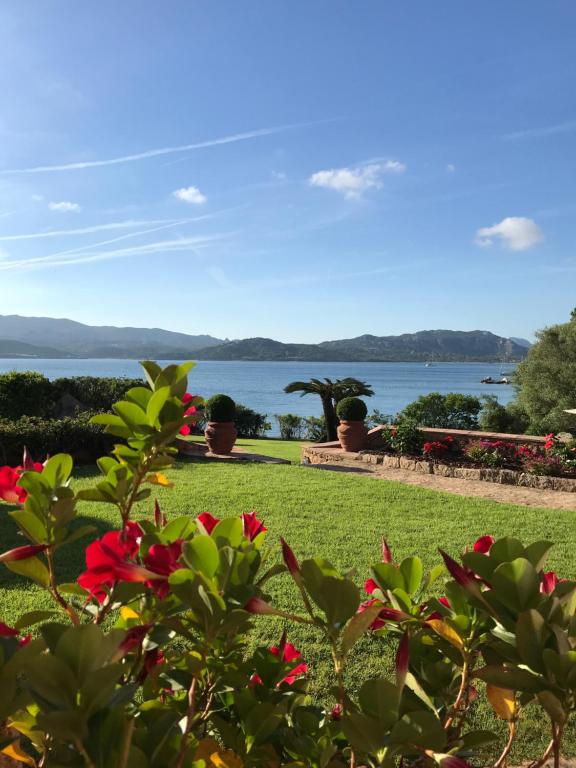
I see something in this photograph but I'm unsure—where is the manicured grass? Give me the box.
[1,438,575,761]
[186,434,306,463]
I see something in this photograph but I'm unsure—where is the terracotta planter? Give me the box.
[337,420,368,452]
[205,421,237,455]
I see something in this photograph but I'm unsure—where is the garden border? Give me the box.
[302,440,576,493]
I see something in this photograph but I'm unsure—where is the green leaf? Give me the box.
[212,517,243,547]
[183,536,219,578]
[489,537,525,564]
[14,610,57,629]
[10,509,48,543]
[341,712,388,757]
[146,386,171,424]
[475,664,544,693]
[491,558,540,613]
[523,540,554,570]
[4,556,50,587]
[125,386,153,409]
[243,702,283,752]
[358,678,400,728]
[537,691,566,723]
[371,562,404,592]
[342,603,385,655]
[140,360,162,389]
[113,401,152,432]
[40,454,73,488]
[516,610,546,672]
[60,525,97,548]
[389,711,446,751]
[400,556,423,596]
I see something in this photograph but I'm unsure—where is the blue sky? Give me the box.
[0,1,574,343]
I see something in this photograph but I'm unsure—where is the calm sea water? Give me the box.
[0,359,516,436]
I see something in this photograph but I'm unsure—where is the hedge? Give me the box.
[0,414,115,465]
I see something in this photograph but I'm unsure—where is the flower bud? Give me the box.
[0,544,48,563]
[281,537,300,577]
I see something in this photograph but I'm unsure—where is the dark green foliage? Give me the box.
[367,409,393,429]
[51,376,143,412]
[479,395,530,434]
[0,414,114,465]
[513,312,576,433]
[234,404,270,437]
[398,392,482,430]
[0,371,55,419]
[303,415,327,442]
[275,414,305,440]
[336,396,368,421]
[391,420,424,455]
[205,393,236,422]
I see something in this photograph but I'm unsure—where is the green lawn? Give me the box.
[1,437,575,761]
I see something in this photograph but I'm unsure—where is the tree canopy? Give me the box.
[513,312,576,433]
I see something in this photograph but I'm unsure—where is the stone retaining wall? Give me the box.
[365,425,550,450]
[301,444,576,493]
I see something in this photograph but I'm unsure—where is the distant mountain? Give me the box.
[0,316,530,362]
[0,315,223,359]
[194,330,529,363]
[509,337,532,349]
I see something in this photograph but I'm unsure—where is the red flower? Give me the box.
[395,632,410,683]
[358,598,387,630]
[540,571,558,594]
[0,621,19,637]
[0,466,26,504]
[77,525,156,603]
[138,648,165,682]
[0,544,48,562]
[364,578,379,594]
[440,549,477,588]
[473,535,495,555]
[179,393,200,435]
[331,704,342,720]
[439,596,451,608]
[118,625,150,655]
[381,537,392,564]
[0,622,31,647]
[281,538,300,577]
[270,641,308,685]
[245,596,277,615]
[143,540,184,598]
[197,512,220,534]
[242,511,266,541]
[0,452,44,505]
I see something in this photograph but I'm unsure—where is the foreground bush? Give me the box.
[397,393,482,431]
[0,361,575,767]
[0,371,55,419]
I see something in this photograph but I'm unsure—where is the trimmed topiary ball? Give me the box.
[205,394,236,422]
[336,397,368,422]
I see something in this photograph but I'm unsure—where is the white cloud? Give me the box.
[502,120,576,141]
[445,163,456,173]
[173,186,207,205]
[48,201,81,213]
[31,194,44,202]
[309,160,406,199]
[475,217,544,251]
[0,247,10,260]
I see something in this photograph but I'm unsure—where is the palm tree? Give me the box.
[283,377,374,441]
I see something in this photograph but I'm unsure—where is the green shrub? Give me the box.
[336,396,368,421]
[398,392,482,429]
[303,415,327,442]
[0,371,55,419]
[205,393,236,422]
[0,414,114,465]
[275,414,305,440]
[391,419,424,455]
[52,376,143,412]
[235,404,270,438]
[367,409,393,429]
[479,395,530,434]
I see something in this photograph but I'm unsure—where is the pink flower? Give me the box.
[473,535,495,555]
[197,512,220,534]
[241,511,266,541]
[179,393,201,435]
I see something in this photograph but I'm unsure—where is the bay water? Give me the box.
[0,359,516,436]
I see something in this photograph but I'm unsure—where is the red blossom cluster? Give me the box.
[178,392,202,436]
[422,436,457,459]
[0,448,44,504]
